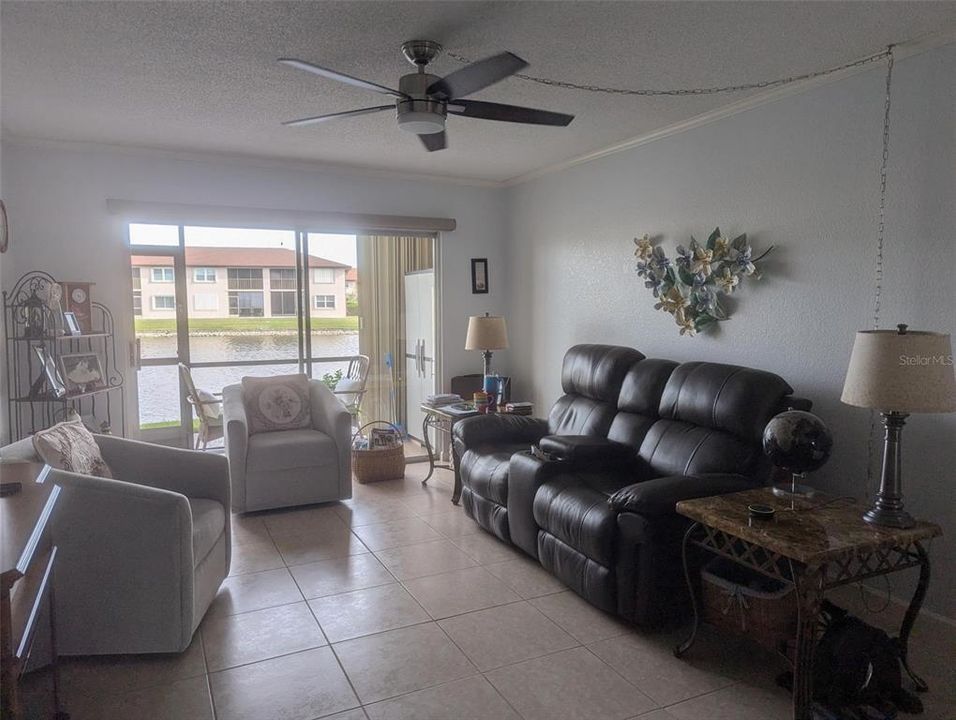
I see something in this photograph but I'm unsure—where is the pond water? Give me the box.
[138,332,359,425]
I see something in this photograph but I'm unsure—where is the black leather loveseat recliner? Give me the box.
[453,345,809,627]
[452,344,644,543]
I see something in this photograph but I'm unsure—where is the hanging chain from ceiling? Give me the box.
[450,43,899,496]
[872,45,895,332]
[867,45,896,496]
[445,46,892,96]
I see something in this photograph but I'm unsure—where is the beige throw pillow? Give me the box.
[241,374,312,434]
[32,420,113,478]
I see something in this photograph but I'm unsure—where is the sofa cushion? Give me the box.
[188,498,225,567]
[538,532,617,614]
[533,473,630,567]
[241,374,312,434]
[460,487,510,543]
[460,443,526,506]
[616,359,679,416]
[548,396,618,437]
[559,344,646,402]
[246,428,337,473]
[658,362,792,443]
[638,419,759,478]
[607,359,679,449]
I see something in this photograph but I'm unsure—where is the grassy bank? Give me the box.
[135,317,358,333]
[141,419,201,431]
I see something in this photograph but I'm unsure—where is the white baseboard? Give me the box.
[854,582,956,630]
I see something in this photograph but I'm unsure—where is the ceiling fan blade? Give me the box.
[419,131,447,152]
[283,105,394,127]
[427,52,528,99]
[447,100,574,126]
[279,58,407,99]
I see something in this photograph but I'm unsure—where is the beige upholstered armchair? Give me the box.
[0,434,230,656]
[223,379,352,513]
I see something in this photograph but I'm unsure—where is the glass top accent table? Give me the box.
[419,404,480,504]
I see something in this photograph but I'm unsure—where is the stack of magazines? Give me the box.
[504,402,533,415]
[423,393,462,408]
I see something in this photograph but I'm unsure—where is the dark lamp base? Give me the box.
[863,504,916,529]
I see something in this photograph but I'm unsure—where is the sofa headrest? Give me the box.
[658,362,794,442]
[561,345,646,402]
[617,359,679,415]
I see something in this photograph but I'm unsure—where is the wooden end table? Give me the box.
[1,462,69,720]
[674,487,941,720]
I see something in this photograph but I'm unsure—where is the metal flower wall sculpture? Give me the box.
[634,228,773,336]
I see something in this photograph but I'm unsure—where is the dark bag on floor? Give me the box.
[812,601,922,715]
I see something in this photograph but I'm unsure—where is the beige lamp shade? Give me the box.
[841,329,956,413]
[465,314,509,351]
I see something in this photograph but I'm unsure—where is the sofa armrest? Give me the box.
[222,384,249,507]
[309,380,353,499]
[453,414,549,451]
[0,437,40,463]
[95,435,230,509]
[506,451,637,559]
[537,435,634,467]
[608,473,755,517]
[507,451,566,558]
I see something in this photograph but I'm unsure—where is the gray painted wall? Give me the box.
[507,45,956,619]
[0,143,510,442]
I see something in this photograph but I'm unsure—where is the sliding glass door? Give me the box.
[304,232,361,387]
[182,226,302,428]
[130,227,191,445]
[129,223,434,449]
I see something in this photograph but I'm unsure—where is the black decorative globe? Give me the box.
[762,410,833,474]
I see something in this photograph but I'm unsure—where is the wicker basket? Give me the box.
[351,421,405,484]
[701,558,797,653]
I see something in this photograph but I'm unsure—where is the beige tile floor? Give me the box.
[49,461,956,720]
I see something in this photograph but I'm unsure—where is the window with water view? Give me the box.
[130,225,359,437]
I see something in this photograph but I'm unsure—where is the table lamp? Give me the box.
[465,313,508,377]
[841,325,956,528]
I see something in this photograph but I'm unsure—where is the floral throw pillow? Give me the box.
[241,374,312,434]
[32,420,113,478]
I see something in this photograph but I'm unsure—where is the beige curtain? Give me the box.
[356,235,434,428]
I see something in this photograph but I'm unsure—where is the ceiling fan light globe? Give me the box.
[396,98,447,135]
[398,112,446,135]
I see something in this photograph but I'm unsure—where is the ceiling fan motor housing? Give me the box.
[397,73,446,135]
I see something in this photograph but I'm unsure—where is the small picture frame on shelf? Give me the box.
[63,311,82,336]
[60,352,107,395]
[59,281,94,333]
[471,258,488,294]
[32,344,67,398]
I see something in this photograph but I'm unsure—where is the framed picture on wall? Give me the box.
[471,258,488,294]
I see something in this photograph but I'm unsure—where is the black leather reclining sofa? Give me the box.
[453,344,809,626]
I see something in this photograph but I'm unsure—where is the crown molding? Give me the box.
[0,135,501,189]
[501,30,956,187]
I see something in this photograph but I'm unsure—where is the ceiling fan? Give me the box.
[278,40,574,152]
